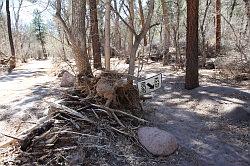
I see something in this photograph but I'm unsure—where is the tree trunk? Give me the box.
[185,0,199,90]
[127,0,134,57]
[41,41,47,59]
[244,0,250,50]
[13,0,23,32]
[6,0,16,71]
[71,0,92,76]
[229,0,236,22]
[0,2,3,12]
[56,0,92,77]
[128,0,155,79]
[138,0,147,46]
[114,0,122,51]
[57,26,68,61]
[104,0,111,71]
[200,0,211,67]
[89,0,102,69]
[173,0,182,68]
[215,0,221,54]
[161,0,170,61]
[13,0,23,62]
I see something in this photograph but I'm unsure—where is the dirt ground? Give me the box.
[0,59,249,165]
[138,62,250,166]
[0,59,61,143]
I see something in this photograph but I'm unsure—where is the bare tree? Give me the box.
[89,0,102,69]
[0,2,3,12]
[111,0,155,80]
[6,0,16,72]
[104,0,111,71]
[138,0,147,46]
[172,0,182,68]
[161,0,170,57]
[127,0,155,80]
[127,0,134,58]
[113,0,124,51]
[200,0,212,67]
[229,0,237,22]
[185,0,199,90]
[243,0,250,48]
[215,0,221,54]
[13,0,23,32]
[55,0,92,76]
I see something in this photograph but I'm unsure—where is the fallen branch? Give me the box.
[52,130,101,138]
[48,102,94,124]
[0,116,50,148]
[0,132,22,141]
[111,111,125,127]
[91,104,148,123]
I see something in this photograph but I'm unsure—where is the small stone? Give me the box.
[138,127,178,156]
[58,69,68,77]
[60,71,75,87]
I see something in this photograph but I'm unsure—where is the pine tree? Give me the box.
[32,10,47,59]
[185,0,199,90]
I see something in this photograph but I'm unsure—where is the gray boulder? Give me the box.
[60,71,75,87]
[138,127,178,156]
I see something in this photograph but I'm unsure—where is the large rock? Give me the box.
[138,127,178,156]
[60,71,75,87]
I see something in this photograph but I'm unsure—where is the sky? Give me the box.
[1,0,53,25]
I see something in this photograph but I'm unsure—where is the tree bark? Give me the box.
[138,0,147,46]
[229,0,236,22]
[89,0,102,69]
[200,0,212,67]
[128,0,155,79]
[104,0,111,71]
[55,0,92,77]
[114,0,122,51]
[127,0,134,57]
[6,0,16,71]
[215,0,221,54]
[160,0,170,53]
[71,0,92,76]
[185,0,199,90]
[243,0,250,50]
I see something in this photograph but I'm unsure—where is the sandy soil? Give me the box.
[0,59,60,143]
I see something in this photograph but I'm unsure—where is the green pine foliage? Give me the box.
[32,10,46,45]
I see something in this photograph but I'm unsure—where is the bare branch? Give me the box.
[110,4,137,36]
[54,0,74,44]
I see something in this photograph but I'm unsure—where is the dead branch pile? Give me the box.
[0,72,152,165]
[77,71,141,110]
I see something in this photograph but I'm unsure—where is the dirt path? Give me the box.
[0,59,60,143]
[139,62,250,166]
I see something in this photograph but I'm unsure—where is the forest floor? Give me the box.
[0,58,249,165]
[113,59,250,166]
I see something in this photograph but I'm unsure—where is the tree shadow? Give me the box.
[0,83,60,122]
[143,72,250,165]
[0,69,46,82]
